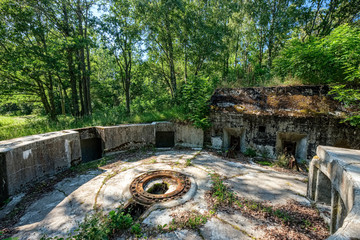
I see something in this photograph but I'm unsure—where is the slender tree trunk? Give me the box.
[85,1,92,114]
[77,0,89,116]
[184,44,187,83]
[268,1,277,69]
[63,3,79,116]
[47,74,57,120]
[165,14,176,99]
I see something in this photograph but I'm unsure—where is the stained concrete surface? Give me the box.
[4,150,314,240]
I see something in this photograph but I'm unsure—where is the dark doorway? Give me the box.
[156,131,175,148]
[230,135,241,151]
[80,138,103,163]
[283,141,296,156]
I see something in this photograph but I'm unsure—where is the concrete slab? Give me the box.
[5,150,322,240]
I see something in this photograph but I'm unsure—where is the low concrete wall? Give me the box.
[97,124,156,153]
[175,123,204,148]
[0,131,81,201]
[0,122,204,203]
[307,146,360,239]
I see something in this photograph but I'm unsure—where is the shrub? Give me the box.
[244,148,257,157]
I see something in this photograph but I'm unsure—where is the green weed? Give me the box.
[244,148,257,157]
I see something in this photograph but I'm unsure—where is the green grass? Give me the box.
[0,106,187,141]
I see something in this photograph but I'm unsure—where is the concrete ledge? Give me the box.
[307,146,360,239]
[0,131,81,201]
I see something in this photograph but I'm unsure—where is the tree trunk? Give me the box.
[165,14,176,99]
[268,1,277,69]
[63,3,79,116]
[85,1,92,114]
[77,0,89,116]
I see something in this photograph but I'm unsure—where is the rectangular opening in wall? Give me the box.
[259,126,266,133]
[0,154,8,206]
[283,141,296,156]
[80,138,103,163]
[223,128,245,153]
[276,132,307,161]
[156,131,175,148]
[230,135,241,151]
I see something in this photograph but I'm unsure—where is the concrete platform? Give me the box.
[2,150,319,240]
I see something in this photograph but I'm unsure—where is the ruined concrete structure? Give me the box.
[308,146,360,239]
[0,122,202,203]
[208,85,360,160]
[2,85,360,240]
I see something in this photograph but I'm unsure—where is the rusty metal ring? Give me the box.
[130,170,191,205]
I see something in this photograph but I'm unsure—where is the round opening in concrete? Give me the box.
[130,170,191,205]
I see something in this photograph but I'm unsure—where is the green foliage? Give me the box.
[273,24,360,85]
[43,208,135,240]
[275,153,291,168]
[330,84,360,127]
[0,106,186,141]
[130,223,142,237]
[255,160,273,166]
[273,24,360,127]
[72,212,110,240]
[185,158,192,167]
[179,75,213,129]
[108,210,133,231]
[244,148,257,158]
[210,174,235,205]
[169,211,208,230]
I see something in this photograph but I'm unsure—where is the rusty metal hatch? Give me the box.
[129,170,191,206]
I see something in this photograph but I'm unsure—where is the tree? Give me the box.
[101,0,141,114]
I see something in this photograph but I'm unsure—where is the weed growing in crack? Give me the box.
[185,158,192,166]
[207,174,328,239]
[130,223,142,238]
[169,210,209,230]
[210,174,235,206]
[41,207,141,240]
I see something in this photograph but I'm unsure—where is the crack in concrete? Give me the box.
[56,189,68,197]
[214,216,256,239]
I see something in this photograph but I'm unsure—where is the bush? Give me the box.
[178,75,213,129]
[244,148,257,157]
[273,24,360,85]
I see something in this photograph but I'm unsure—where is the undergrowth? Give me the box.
[41,207,138,240]
[0,106,187,141]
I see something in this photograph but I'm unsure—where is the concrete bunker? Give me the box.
[276,132,307,161]
[209,86,360,160]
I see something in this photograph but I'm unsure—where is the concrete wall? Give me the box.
[0,122,204,202]
[307,146,360,239]
[175,123,204,148]
[208,112,360,160]
[0,131,81,200]
[97,124,156,153]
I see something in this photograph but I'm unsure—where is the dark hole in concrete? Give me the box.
[0,155,8,206]
[259,126,266,133]
[80,138,103,163]
[147,182,169,194]
[123,201,149,220]
[230,135,241,151]
[156,131,175,148]
[283,141,296,156]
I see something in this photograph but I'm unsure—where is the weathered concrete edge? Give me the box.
[309,146,360,240]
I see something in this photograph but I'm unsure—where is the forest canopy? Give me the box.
[0,0,359,129]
